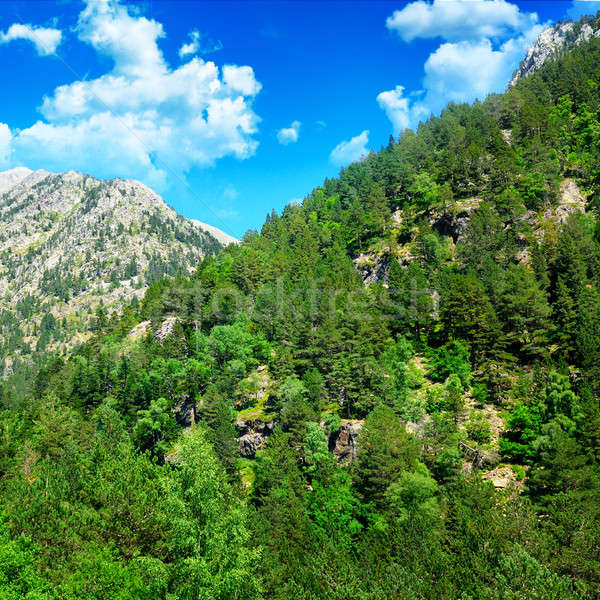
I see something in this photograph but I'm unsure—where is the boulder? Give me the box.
[459,441,499,469]
[239,432,267,458]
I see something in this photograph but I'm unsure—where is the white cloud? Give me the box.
[377,85,429,135]
[222,65,262,95]
[277,120,301,145]
[0,123,11,167]
[379,1,544,133]
[179,29,223,58]
[386,0,538,42]
[421,27,543,112]
[76,0,164,78]
[0,23,62,55]
[2,0,262,189]
[330,130,369,166]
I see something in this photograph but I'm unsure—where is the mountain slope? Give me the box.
[190,219,239,246]
[0,17,599,600]
[0,168,228,375]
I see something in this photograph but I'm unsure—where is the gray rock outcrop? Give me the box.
[353,253,390,285]
[510,19,600,87]
[429,198,481,243]
[236,418,277,458]
[329,420,363,464]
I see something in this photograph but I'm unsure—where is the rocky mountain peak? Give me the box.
[509,15,600,87]
[0,167,235,375]
[0,166,33,194]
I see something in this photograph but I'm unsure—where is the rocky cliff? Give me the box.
[509,15,600,87]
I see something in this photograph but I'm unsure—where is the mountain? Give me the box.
[0,167,230,376]
[190,219,239,246]
[0,166,32,194]
[0,17,599,600]
[509,13,600,86]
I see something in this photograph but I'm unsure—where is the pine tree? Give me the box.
[552,276,578,359]
[354,405,419,507]
[576,284,600,388]
[500,263,551,360]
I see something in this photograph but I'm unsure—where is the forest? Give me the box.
[1,28,600,600]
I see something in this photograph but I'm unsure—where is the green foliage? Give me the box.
[444,374,464,418]
[428,340,471,387]
[466,413,492,444]
[384,463,440,523]
[0,518,50,599]
[166,426,262,600]
[354,405,419,507]
[480,545,585,600]
[2,22,600,599]
[132,397,178,463]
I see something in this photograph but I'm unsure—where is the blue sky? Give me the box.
[0,0,599,238]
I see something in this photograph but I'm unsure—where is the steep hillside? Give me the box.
[0,168,227,376]
[1,19,600,600]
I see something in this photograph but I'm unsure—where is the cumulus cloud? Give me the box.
[420,31,542,113]
[277,120,301,145]
[0,123,11,167]
[3,0,261,188]
[0,23,62,55]
[386,0,538,42]
[179,29,223,58]
[330,130,369,166]
[377,86,429,135]
[379,0,544,133]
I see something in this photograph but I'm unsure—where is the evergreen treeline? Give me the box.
[1,31,600,600]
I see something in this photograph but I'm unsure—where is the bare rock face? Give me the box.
[430,198,481,243]
[128,320,151,339]
[510,19,600,87]
[545,179,587,224]
[236,418,277,458]
[529,179,587,243]
[329,420,363,464]
[155,316,179,341]
[174,400,196,428]
[353,253,390,285]
[239,432,268,458]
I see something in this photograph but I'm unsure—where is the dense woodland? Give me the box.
[1,26,600,600]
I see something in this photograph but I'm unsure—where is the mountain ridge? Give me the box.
[0,166,237,244]
[0,168,229,377]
